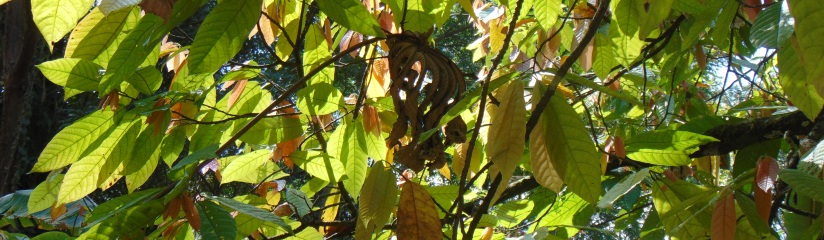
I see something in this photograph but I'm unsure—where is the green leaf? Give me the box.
[562,71,643,106]
[127,66,163,94]
[437,72,516,128]
[637,0,673,39]
[209,196,293,234]
[534,194,594,238]
[709,1,737,51]
[187,0,262,74]
[328,119,370,200]
[290,227,325,239]
[65,7,139,62]
[494,200,534,228]
[161,128,186,167]
[98,0,140,14]
[533,0,561,31]
[303,24,335,84]
[787,0,824,88]
[123,126,164,175]
[538,91,602,205]
[221,150,281,184]
[31,231,71,240]
[86,187,162,225]
[32,111,117,172]
[170,144,218,171]
[356,161,397,239]
[31,0,95,51]
[28,174,63,214]
[316,0,385,37]
[593,31,618,80]
[778,39,824,120]
[196,201,237,240]
[598,168,649,209]
[237,117,306,145]
[36,58,103,91]
[124,147,159,192]
[780,169,824,203]
[384,0,436,33]
[609,22,644,67]
[750,3,794,49]
[286,188,312,217]
[296,82,345,115]
[290,151,345,182]
[57,117,141,205]
[625,130,718,166]
[611,0,641,36]
[99,15,164,94]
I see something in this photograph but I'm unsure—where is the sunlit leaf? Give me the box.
[750,2,794,49]
[711,191,736,240]
[196,201,236,240]
[32,111,117,172]
[209,196,292,234]
[296,82,345,116]
[31,0,95,51]
[356,161,396,239]
[36,58,102,91]
[486,80,527,204]
[187,0,262,74]
[221,150,281,184]
[316,0,385,37]
[598,168,649,209]
[28,174,64,214]
[397,181,441,240]
[625,130,718,166]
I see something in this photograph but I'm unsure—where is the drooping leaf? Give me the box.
[303,24,335,84]
[537,89,602,204]
[296,82,345,116]
[356,161,397,239]
[32,111,117,172]
[195,200,237,240]
[625,130,718,166]
[397,181,441,240]
[31,0,95,51]
[187,0,262,74]
[711,191,736,240]
[316,0,385,37]
[209,196,292,234]
[221,150,281,184]
[530,87,564,193]
[36,58,103,91]
[598,168,649,209]
[485,79,527,204]
[750,2,794,49]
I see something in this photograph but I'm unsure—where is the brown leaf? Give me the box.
[756,157,779,192]
[362,105,382,137]
[711,191,736,240]
[378,11,396,34]
[181,193,200,231]
[139,0,177,23]
[397,182,441,240]
[340,31,362,58]
[274,203,293,217]
[257,2,280,45]
[695,45,707,72]
[164,196,183,220]
[530,84,565,193]
[273,136,302,169]
[51,203,66,221]
[480,227,493,240]
[227,80,248,111]
[165,50,188,73]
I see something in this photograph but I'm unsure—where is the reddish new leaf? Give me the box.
[756,156,779,192]
[712,191,736,240]
[181,193,201,231]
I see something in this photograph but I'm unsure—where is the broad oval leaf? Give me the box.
[65,7,139,62]
[31,0,95,50]
[397,181,441,240]
[296,82,345,116]
[196,201,237,240]
[328,119,369,200]
[787,0,824,89]
[289,151,345,182]
[187,0,262,74]
[36,58,103,91]
[32,111,117,172]
[537,89,602,204]
[625,130,718,166]
[778,38,824,120]
[316,0,385,37]
[534,0,561,31]
[237,117,307,145]
[98,15,164,94]
[28,174,64,214]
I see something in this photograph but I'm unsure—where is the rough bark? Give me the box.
[0,0,44,195]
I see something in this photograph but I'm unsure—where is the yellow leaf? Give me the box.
[529,107,564,193]
[489,19,505,55]
[320,193,340,235]
[397,181,442,240]
[486,79,527,204]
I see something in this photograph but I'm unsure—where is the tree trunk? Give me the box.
[0,0,43,195]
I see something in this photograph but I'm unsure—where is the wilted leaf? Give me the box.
[397,181,441,240]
